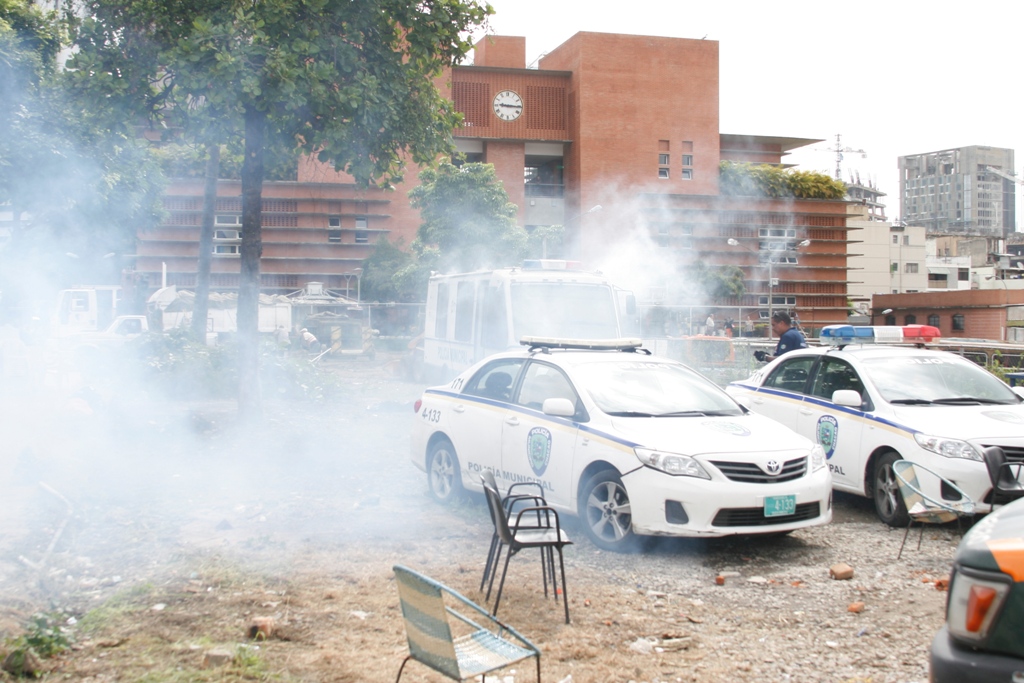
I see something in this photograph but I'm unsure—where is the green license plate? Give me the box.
[764,495,796,517]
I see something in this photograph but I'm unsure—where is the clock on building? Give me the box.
[492,90,523,121]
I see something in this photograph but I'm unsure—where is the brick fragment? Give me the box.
[829,563,854,581]
[848,601,866,613]
[202,649,233,669]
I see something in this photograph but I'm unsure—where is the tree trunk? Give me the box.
[192,143,219,342]
[238,105,265,418]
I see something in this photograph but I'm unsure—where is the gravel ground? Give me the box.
[0,351,961,682]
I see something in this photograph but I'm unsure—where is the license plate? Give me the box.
[764,495,796,517]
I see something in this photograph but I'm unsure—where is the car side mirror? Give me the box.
[542,397,576,417]
[832,389,862,408]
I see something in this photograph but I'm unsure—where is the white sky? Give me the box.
[471,0,1024,223]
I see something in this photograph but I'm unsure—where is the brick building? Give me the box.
[137,32,853,329]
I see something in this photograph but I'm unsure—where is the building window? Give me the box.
[658,154,670,165]
[328,230,342,243]
[682,155,693,166]
[682,169,692,180]
[928,314,940,327]
[215,214,241,226]
[892,235,899,244]
[658,168,669,179]
[952,314,965,331]
[355,231,369,244]
[904,314,917,325]
[958,268,969,281]
[891,262,898,273]
[214,229,240,241]
[212,244,240,256]
[905,263,919,273]
[885,315,896,326]
[329,216,341,228]
[903,235,910,245]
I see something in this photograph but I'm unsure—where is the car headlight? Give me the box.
[635,448,711,479]
[809,444,827,472]
[914,433,983,461]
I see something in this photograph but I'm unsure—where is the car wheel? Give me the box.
[873,451,909,527]
[580,470,639,552]
[427,438,462,504]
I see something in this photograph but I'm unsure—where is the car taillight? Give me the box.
[947,567,1012,641]
[414,399,422,413]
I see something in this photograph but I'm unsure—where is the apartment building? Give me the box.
[137,32,854,330]
[898,146,1016,238]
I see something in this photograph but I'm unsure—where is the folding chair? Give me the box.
[982,446,1024,505]
[891,460,975,560]
[479,470,548,594]
[482,479,572,624]
[393,565,541,682]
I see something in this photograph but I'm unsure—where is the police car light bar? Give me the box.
[520,336,643,351]
[819,324,941,346]
[521,259,583,270]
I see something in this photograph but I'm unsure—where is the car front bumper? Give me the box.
[929,625,1024,683]
[622,464,833,538]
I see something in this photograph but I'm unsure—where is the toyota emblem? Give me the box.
[765,460,782,475]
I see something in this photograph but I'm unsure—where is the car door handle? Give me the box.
[799,408,813,415]
[453,405,465,413]
[505,416,520,426]
[751,396,764,404]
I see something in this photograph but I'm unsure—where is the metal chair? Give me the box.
[982,446,1024,505]
[482,478,572,624]
[479,470,548,594]
[891,460,975,559]
[393,565,541,682]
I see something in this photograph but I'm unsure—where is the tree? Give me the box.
[71,0,491,417]
[0,0,163,322]
[409,161,527,273]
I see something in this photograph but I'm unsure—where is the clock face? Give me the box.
[492,90,523,121]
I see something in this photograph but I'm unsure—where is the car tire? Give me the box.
[427,438,462,504]
[873,451,910,527]
[580,470,640,552]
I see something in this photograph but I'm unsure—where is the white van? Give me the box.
[420,260,636,382]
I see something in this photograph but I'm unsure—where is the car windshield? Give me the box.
[860,354,1019,404]
[574,360,744,416]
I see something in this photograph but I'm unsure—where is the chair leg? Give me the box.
[535,653,542,683]
[492,548,517,617]
[916,523,925,551]
[486,544,504,602]
[898,523,912,560]
[395,655,412,683]
[556,547,570,625]
[482,533,499,592]
[539,547,549,599]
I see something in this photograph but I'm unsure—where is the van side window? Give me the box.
[434,283,449,339]
[480,284,508,350]
[454,281,475,342]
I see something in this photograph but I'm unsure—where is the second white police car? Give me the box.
[410,338,832,551]
[727,324,1024,526]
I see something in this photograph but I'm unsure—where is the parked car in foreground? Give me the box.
[410,338,832,551]
[930,496,1024,682]
[726,325,1024,526]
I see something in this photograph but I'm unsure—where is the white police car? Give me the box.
[411,338,832,551]
[726,325,1024,526]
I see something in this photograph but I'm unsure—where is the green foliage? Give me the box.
[150,142,299,182]
[719,161,846,200]
[525,224,566,259]
[689,261,746,300]
[3,611,73,674]
[359,236,418,303]
[128,328,344,401]
[409,161,528,273]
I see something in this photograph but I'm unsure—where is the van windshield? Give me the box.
[510,283,619,339]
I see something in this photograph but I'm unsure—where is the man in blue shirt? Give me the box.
[754,311,807,362]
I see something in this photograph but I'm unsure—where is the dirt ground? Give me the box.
[0,353,960,682]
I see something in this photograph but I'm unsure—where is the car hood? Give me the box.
[890,403,1024,441]
[606,411,815,456]
[955,497,1024,578]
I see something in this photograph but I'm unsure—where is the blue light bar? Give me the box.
[521,259,583,270]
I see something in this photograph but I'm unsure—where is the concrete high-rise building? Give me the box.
[898,146,1016,238]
